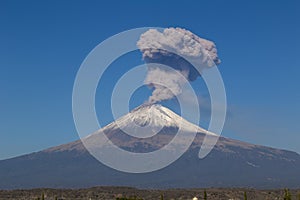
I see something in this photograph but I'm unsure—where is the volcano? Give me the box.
[0,104,299,189]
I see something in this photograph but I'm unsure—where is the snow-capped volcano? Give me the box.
[1,104,300,189]
[100,104,215,138]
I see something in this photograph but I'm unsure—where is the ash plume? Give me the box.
[137,27,221,104]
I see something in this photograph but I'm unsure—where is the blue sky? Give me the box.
[1,0,300,159]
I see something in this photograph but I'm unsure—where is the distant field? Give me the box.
[0,186,299,200]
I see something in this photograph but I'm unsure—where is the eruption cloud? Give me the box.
[137,27,221,104]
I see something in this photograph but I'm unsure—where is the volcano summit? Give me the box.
[0,105,299,189]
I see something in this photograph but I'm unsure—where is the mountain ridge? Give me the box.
[0,104,299,189]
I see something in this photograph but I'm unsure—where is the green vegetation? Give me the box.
[283,188,292,200]
[204,190,207,200]
[160,193,164,200]
[244,191,247,200]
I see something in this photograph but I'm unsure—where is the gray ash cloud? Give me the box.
[137,27,221,104]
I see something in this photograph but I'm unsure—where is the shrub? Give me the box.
[283,188,291,200]
[244,191,247,200]
[204,190,207,200]
[160,194,164,200]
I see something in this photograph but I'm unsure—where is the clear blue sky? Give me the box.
[1,0,299,159]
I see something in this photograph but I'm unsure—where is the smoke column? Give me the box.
[137,27,221,104]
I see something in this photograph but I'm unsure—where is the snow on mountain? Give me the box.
[1,104,300,189]
[98,104,216,138]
